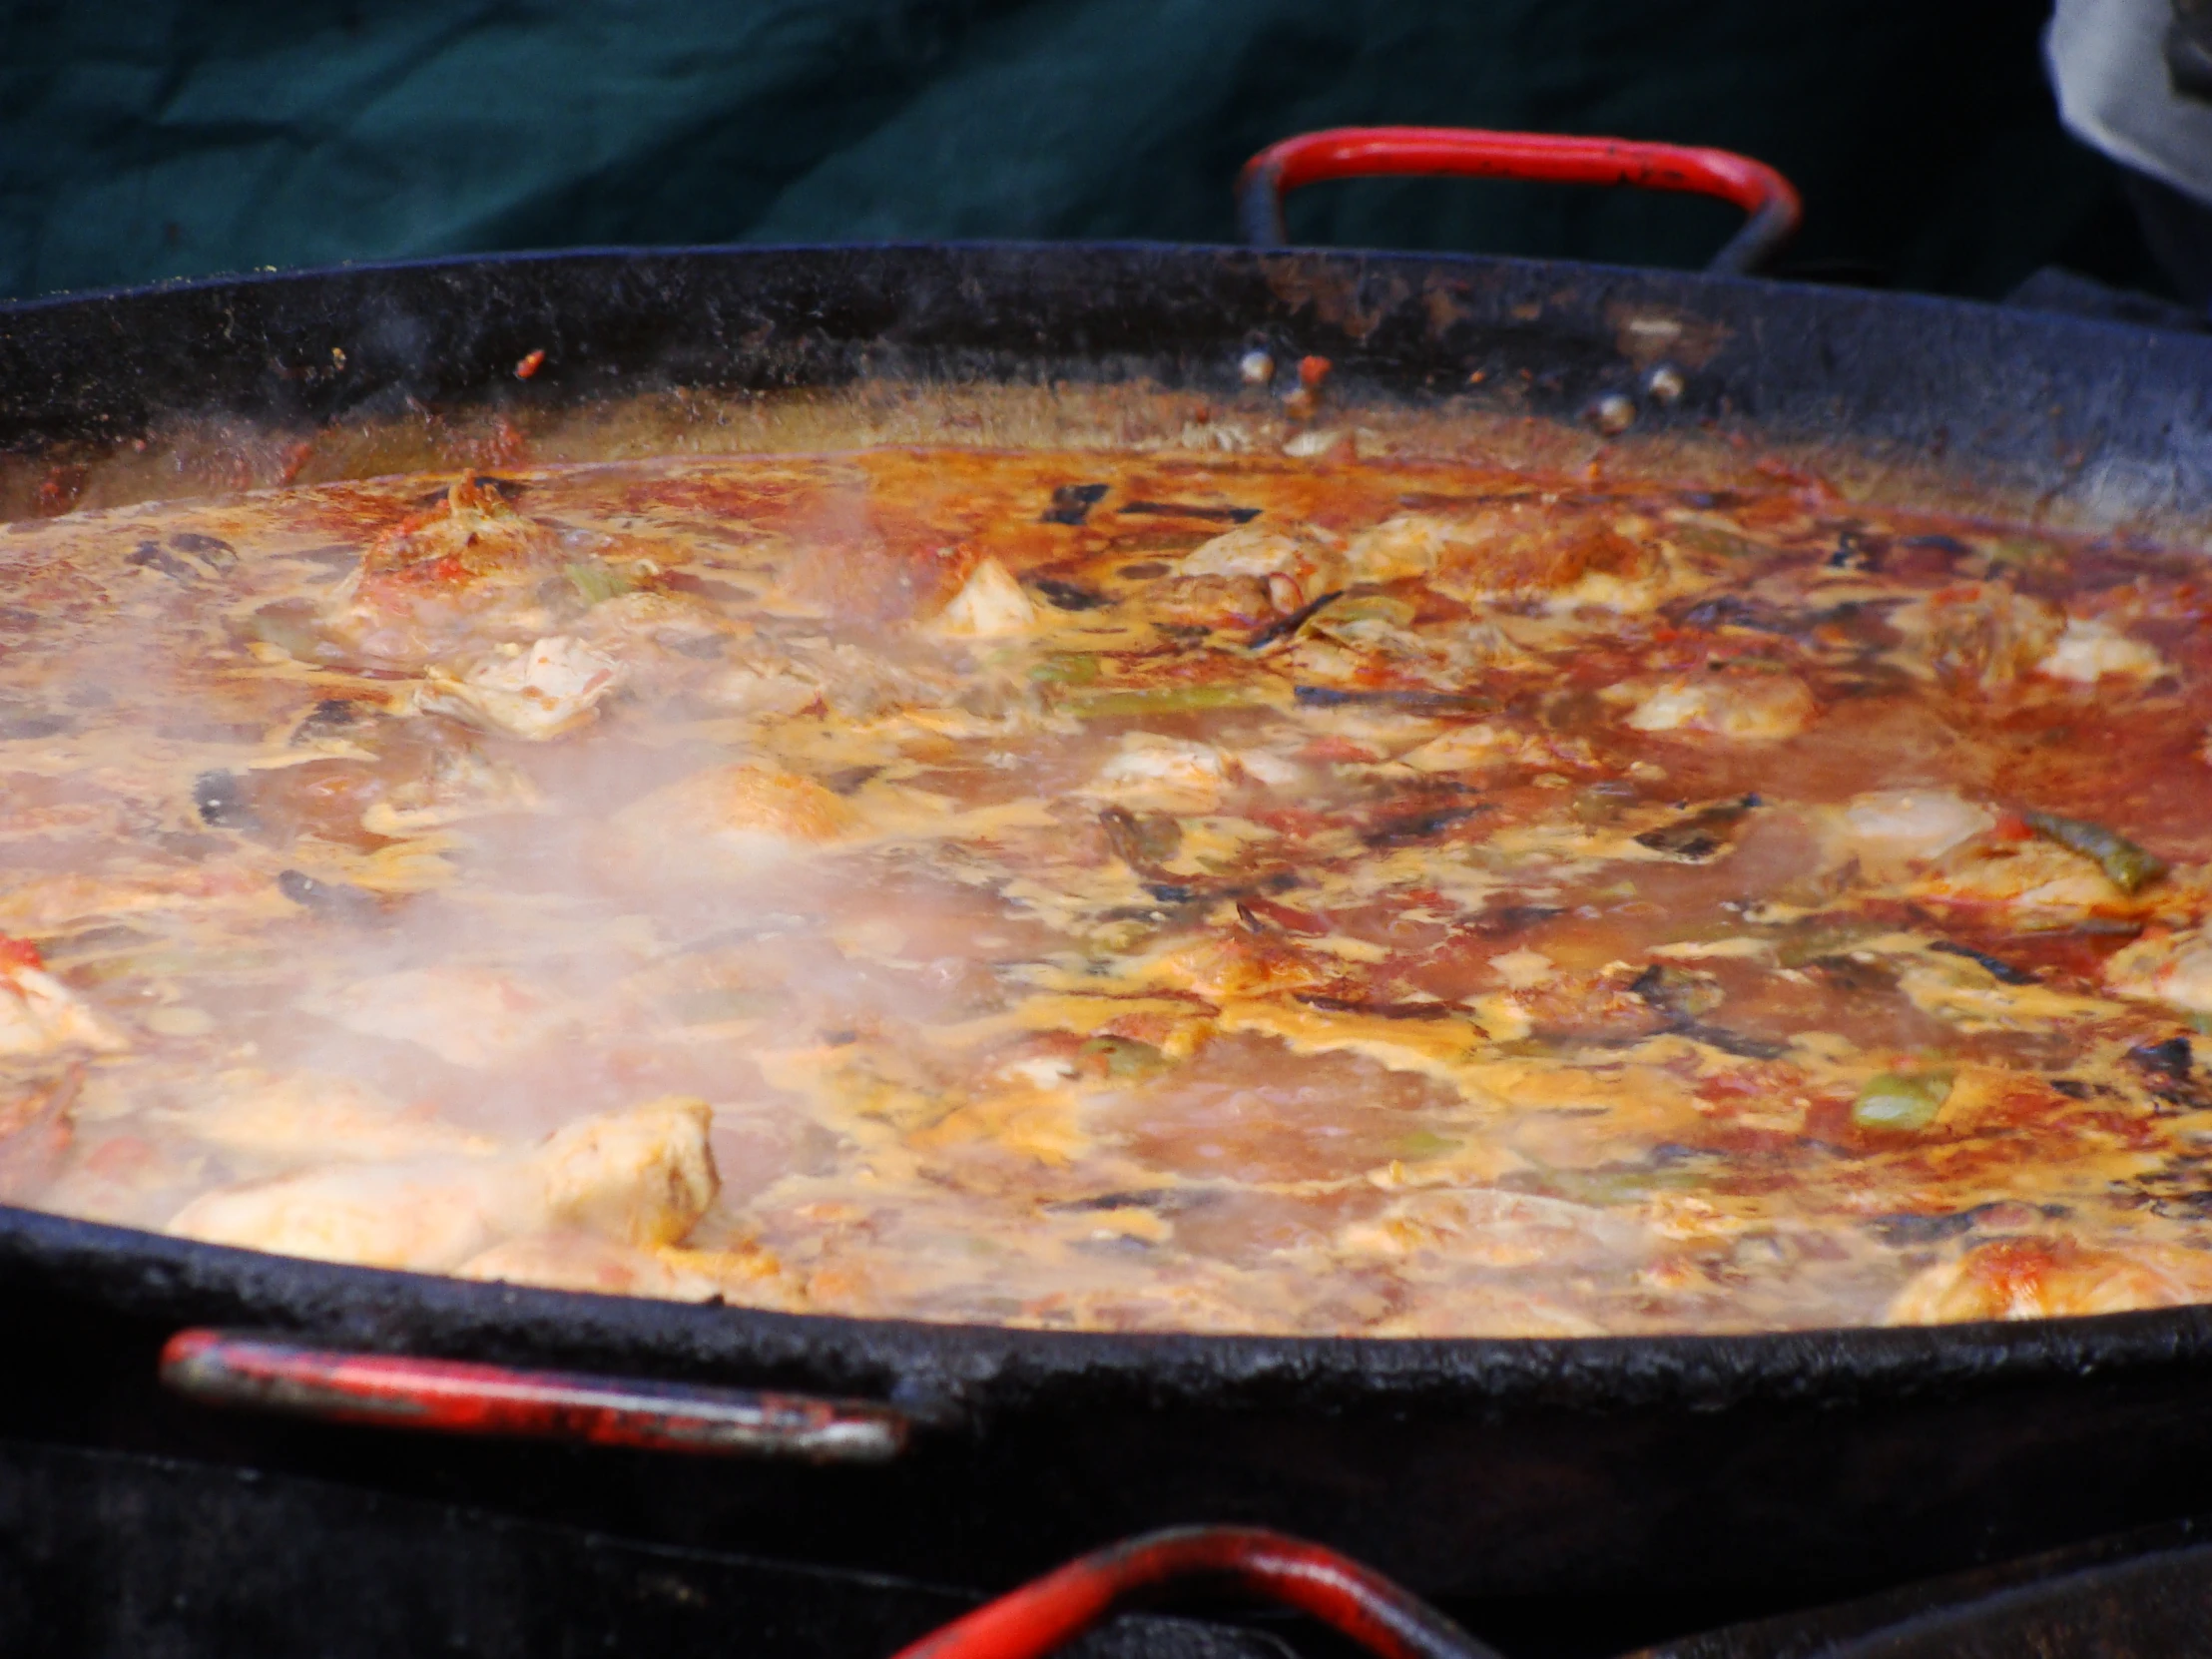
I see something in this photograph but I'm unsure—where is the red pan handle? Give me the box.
[1237,126,1802,276]
[894,1525,1504,1659]
[159,1328,909,1463]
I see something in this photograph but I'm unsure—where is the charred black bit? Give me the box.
[1864,1207,1989,1246]
[169,532,237,565]
[2048,1079,2095,1099]
[1041,484,1110,525]
[290,699,365,744]
[1295,685,1493,713]
[1247,589,1344,651]
[822,765,882,796]
[1362,803,1482,848]
[1807,954,1900,994]
[127,542,200,582]
[1671,594,1803,634]
[1634,796,1760,861]
[2129,1036,2195,1084]
[1144,881,1199,903]
[1630,962,1725,1020]
[1472,903,1565,938]
[276,868,382,922]
[192,770,255,829]
[1673,1020,1788,1060]
[1294,992,1458,1021]
[1032,577,1112,611]
[1537,686,1606,731]
[1627,964,1783,1057]
[1235,901,1271,934]
[1046,1188,1199,1215]
[1116,562,1170,580]
[1099,806,1183,874]
[1827,529,1881,571]
[1929,939,2038,985]
[1155,622,1212,642]
[1118,501,1262,523]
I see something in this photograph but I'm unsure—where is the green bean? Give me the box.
[2022,810,2167,894]
[1851,1070,1953,1132]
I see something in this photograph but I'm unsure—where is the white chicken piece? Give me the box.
[1177,523,1340,596]
[360,752,543,837]
[1915,837,2138,923]
[533,1096,719,1247]
[1828,790,1994,875]
[416,635,624,741]
[1888,1237,2212,1324]
[1179,524,1306,577]
[1891,584,2063,692]
[2104,926,2212,1014]
[699,637,961,724]
[167,1158,519,1272]
[1343,514,1463,584]
[1398,723,1525,774]
[164,1071,498,1164]
[300,965,569,1069]
[2036,617,2168,684]
[932,558,1038,638]
[1347,510,1671,612]
[1084,734,1234,813]
[0,961,124,1059]
[167,1096,721,1272]
[1625,673,1817,740]
[613,762,858,867]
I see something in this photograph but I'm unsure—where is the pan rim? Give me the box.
[4,244,2211,1408]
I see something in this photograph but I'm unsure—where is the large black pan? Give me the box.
[3,245,2212,1620]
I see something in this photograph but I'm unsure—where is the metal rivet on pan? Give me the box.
[1645,364,1686,405]
[1239,349,1276,385]
[1590,393,1636,436]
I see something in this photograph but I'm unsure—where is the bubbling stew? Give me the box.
[7,444,2212,1336]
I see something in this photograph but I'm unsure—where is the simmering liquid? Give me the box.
[6,446,2212,1335]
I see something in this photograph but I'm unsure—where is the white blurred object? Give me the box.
[2048,0,2212,207]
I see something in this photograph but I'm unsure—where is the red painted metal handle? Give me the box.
[160,1329,909,1463]
[894,1526,1503,1659]
[1237,126,1802,276]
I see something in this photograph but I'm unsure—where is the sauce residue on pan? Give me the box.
[8,447,2212,1335]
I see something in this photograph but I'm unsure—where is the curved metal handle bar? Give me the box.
[1237,126,1802,276]
[894,1525,1504,1659]
[160,1328,908,1463]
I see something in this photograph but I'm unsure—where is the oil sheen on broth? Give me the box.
[6,448,2212,1336]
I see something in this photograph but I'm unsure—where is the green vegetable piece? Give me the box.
[1079,1035,1167,1078]
[666,986,781,1025]
[1068,684,1248,718]
[1029,654,1101,685]
[241,603,329,661]
[2021,810,2168,894]
[1393,1129,1461,1162]
[565,559,630,606]
[1669,525,1767,561]
[1851,1070,1954,1132]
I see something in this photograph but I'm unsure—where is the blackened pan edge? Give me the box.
[0,243,2206,524]
[2,1203,2207,1418]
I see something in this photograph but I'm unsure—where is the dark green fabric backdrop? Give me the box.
[0,0,2157,302]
